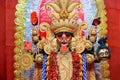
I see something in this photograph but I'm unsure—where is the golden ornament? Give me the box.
[19,53,33,70]
[35,54,43,63]
[76,43,85,53]
[14,62,20,69]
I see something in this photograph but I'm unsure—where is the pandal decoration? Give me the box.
[14,0,111,80]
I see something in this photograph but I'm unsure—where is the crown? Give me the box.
[45,0,82,34]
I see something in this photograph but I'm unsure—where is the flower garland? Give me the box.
[71,52,83,80]
[46,52,83,80]
[47,52,60,80]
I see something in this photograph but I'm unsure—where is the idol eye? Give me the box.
[56,33,63,37]
[105,51,109,55]
[65,32,71,37]
[99,52,104,57]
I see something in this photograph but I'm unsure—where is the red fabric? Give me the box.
[0,0,17,80]
[0,0,120,80]
[5,0,17,80]
[105,0,120,80]
[0,0,6,80]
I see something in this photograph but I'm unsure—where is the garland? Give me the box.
[47,52,59,80]
[46,52,83,80]
[71,52,83,80]
[14,0,27,79]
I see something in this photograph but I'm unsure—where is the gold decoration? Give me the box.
[32,35,39,42]
[14,0,26,79]
[14,62,20,69]
[14,70,21,78]
[14,54,21,61]
[16,4,26,11]
[14,17,26,26]
[40,22,54,40]
[84,40,93,51]
[44,43,52,54]
[35,54,43,63]
[39,22,56,54]
[45,0,82,34]
[76,43,85,54]
[18,0,27,4]
[14,47,23,54]
[95,0,110,79]
[100,62,109,70]
[14,78,20,80]
[39,0,88,54]
[102,70,110,78]
[86,54,95,64]
[51,38,59,52]
[100,61,110,79]
[19,53,33,70]
[14,39,23,47]
[70,37,77,51]
[95,0,108,37]
[36,41,43,50]
[14,32,24,40]
[74,22,88,53]
[89,27,97,43]
[14,0,110,79]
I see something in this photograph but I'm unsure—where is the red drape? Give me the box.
[104,0,120,80]
[0,0,120,80]
[0,0,6,80]
[0,0,17,80]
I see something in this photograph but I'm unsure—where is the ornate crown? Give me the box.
[39,0,88,54]
[45,0,83,34]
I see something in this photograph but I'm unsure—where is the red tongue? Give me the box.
[61,44,67,54]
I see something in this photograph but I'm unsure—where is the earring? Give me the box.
[70,37,77,51]
[51,38,59,52]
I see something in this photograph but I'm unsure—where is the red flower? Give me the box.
[71,52,82,80]
[39,31,46,39]
[31,11,38,26]
[92,17,101,26]
[82,31,85,36]
[24,41,32,51]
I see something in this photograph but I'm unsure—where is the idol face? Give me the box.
[56,32,72,47]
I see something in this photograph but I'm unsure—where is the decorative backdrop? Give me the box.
[0,0,120,80]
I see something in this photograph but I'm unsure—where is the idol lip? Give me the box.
[61,43,68,46]
[61,42,67,44]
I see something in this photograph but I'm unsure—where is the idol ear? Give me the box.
[70,37,77,52]
[51,38,59,52]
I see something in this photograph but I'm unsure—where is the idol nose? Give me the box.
[61,33,67,42]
